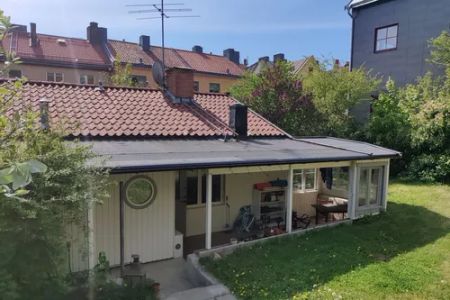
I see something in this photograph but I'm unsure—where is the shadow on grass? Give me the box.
[202,202,450,299]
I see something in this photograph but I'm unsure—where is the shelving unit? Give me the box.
[252,187,287,228]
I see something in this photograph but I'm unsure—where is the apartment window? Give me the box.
[193,81,199,92]
[293,169,317,192]
[209,83,220,93]
[131,75,148,87]
[179,170,224,206]
[8,69,22,78]
[375,24,398,53]
[47,72,64,82]
[80,75,94,85]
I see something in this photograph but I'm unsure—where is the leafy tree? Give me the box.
[107,56,134,87]
[0,10,109,300]
[368,73,450,182]
[230,60,324,136]
[429,31,450,67]
[302,61,380,137]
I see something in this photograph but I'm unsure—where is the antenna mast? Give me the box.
[127,1,199,87]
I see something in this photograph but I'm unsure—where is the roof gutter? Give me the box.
[107,153,401,174]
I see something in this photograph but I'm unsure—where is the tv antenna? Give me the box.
[127,1,200,88]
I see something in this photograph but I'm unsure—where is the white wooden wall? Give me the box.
[94,171,176,266]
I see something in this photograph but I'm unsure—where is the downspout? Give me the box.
[345,1,356,71]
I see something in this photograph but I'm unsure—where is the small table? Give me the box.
[312,203,348,224]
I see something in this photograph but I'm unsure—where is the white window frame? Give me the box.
[47,72,64,83]
[357,166,383,208]
[293,168,317,193]
[184,170,225,208]
[80,74,95,85]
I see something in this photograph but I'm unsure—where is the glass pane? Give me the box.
[387,26,398,38]
[386,37,397,49]
[47,73,54,81]
[293,172,303,191]
[88,75,95,84]
[209,83,220,93]
[376,40,386,51]
[358,169,369,207]
[55,73,63,82]
[331,167,349,191]
[377,28,387,40]
[126,178,153,206]
[186,170,198,205]
[305,172,316,190]
[369,168,381,205]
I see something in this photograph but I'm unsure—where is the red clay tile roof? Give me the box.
[195,93,285,137]
[1,29,244,76]
[107,40,244,76]
[9,81,285,138]
[1,31,109,67]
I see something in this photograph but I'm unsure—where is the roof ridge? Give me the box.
[108,38,235,61]
[0,79,161,92]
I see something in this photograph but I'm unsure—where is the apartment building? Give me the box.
[0,22,244,92]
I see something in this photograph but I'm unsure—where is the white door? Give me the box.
[356,166,383,215]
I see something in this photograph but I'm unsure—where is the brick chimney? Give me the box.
[229,103,248,137]
[223,48,240,64]
[139,35,150,51]
[165,68,194,102]
[273,53,285,63]
[192,45,203,53]
[29,22,38,47]
[87,22,107,45]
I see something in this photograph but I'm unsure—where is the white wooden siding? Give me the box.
[94,171,176,266]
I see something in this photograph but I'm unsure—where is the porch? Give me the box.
[177,159,389,255]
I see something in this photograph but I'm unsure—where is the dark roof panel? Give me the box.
[87,138,400,172]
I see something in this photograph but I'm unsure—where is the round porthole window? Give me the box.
[124,176,157,209]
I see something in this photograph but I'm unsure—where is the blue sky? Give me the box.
[2,0,352,64]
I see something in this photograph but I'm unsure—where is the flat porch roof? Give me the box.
[86,137,400,173]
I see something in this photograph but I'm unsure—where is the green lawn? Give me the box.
[201,182,450,299]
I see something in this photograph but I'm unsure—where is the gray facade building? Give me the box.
[348,0,450,86]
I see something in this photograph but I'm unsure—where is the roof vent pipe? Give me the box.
[39,98,50,130]
[229,103,248,137]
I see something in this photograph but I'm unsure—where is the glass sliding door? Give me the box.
[358,169,369,207]
[358,167,383,208]
[369,168,382,205]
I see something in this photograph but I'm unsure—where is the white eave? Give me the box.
[347,0,380,9]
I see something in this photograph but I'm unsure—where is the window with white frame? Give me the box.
[47,72,64,82]
[177,170,224,206]
[375,24,398,53]
[80,74,95,85]
[293,169,317,192]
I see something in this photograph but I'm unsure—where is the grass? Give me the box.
[201,182,450,299]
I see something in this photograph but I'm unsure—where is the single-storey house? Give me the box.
[8,68,400,272]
